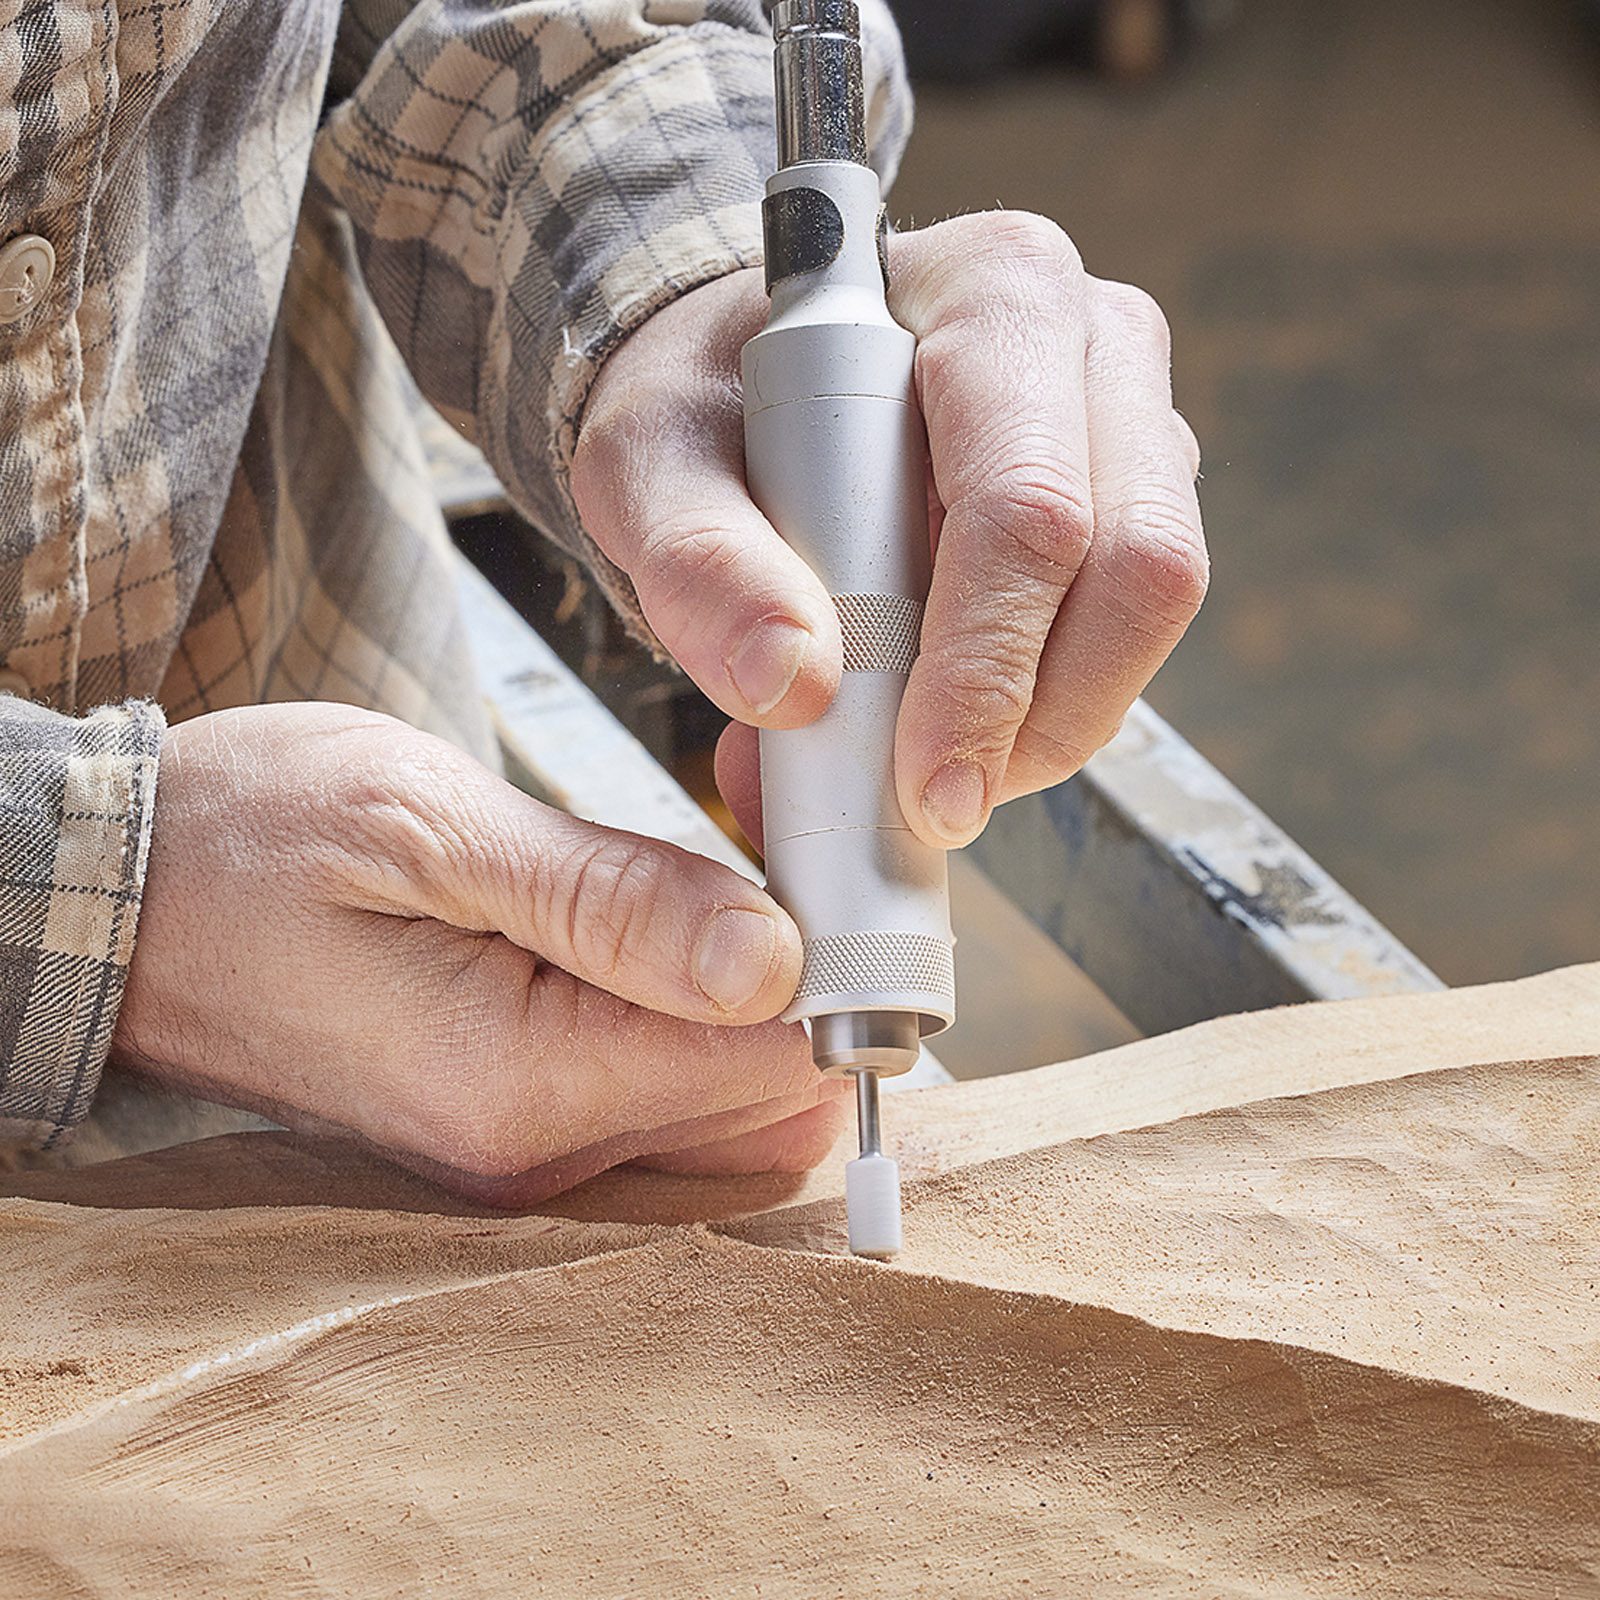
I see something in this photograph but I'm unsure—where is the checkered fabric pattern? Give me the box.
[313,0,911,641]
[0,0,911,1145]
[0,699,160,1145]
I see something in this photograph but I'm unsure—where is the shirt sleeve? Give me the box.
[328,0,420,103]
[313,0,912,648]
[0,698,164,1147]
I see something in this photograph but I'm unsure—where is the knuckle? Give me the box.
[1173,410,1203,477]
[345,774,433,868]
[1013,717,1102,782]
[573,399,716,537]
[1096,278,1171,358]
[569,400,645,521]
[637,516,745,613]
[1109,504,1210,633]
[911,321,971,404]
[957,463,1095,585]
[982,210,1083,278]
[335,756,473,909]
[909,212,1084,333]
[924,641,1038,735]
[559,833,667,981]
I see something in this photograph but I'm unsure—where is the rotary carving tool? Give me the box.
[742,0,955,1259]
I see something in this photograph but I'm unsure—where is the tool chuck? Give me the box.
[742,0,955,1258]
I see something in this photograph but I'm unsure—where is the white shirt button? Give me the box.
[0,236,56,326]
[0,667,32,698]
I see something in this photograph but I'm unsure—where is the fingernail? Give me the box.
[727,617,813,715]
[695,907,779,1013]
[920,760,987,845]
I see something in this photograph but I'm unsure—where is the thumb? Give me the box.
[341,735,801,1025]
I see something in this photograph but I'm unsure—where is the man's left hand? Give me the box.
[572,211,1206,849]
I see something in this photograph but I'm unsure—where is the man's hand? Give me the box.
[572,212,1206,848]
[113,704,846,1204]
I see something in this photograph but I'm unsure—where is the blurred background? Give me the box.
[886,0,1600,990]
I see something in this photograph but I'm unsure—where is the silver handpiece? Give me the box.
[741,0,955,1259]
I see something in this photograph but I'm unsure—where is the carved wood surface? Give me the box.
[0,964,1595,1595]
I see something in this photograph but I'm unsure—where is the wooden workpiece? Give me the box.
[0,964,1595,1594]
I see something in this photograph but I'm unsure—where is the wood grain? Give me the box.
[0,965,1595,1594]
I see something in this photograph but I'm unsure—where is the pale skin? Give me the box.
[114,214,1206,1203]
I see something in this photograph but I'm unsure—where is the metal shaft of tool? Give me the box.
[774,0,867,166]
[853,1067,882,1157]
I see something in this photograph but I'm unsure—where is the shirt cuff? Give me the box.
[0,698,165,1147]
[514,15,911,651]
[480,25,776,652]
[313,2,911,656]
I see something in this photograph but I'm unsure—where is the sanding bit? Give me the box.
[742,0,956,1260]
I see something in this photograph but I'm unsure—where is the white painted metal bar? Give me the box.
[964,699,1444,1037]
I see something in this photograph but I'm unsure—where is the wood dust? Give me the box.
[0,963,1595,1594]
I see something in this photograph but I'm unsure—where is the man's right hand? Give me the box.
[112,704,847,1204]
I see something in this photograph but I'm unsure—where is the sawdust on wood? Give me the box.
[0,964,1595,1595]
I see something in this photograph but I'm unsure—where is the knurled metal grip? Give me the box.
[794,930,956,1007]
[834,592,923,673]
[742,158,956,1068]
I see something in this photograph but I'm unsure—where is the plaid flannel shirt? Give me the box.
[0,0,910,1147]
